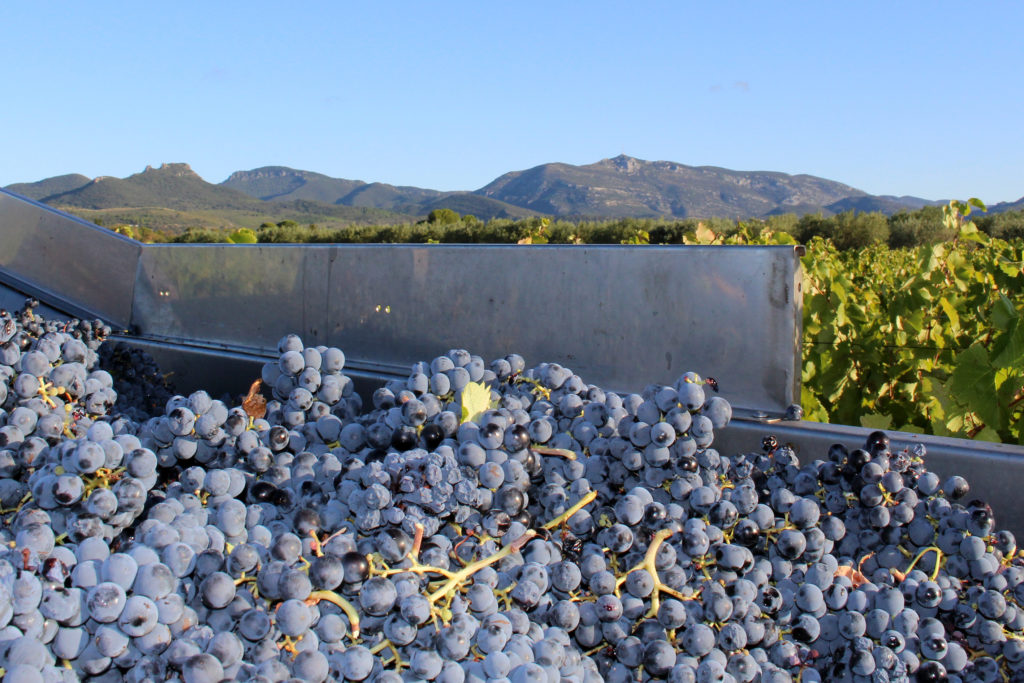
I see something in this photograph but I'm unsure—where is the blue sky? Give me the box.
[3,2,1023,203]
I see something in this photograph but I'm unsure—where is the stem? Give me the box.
[426,530,537,605]
[1008,387,1024,409]
[531,446,577,460]
[542,490,598,531]
[611,528,695,618]
[410,523,425,560]
[903,546,943,582]
[306,590,361,639]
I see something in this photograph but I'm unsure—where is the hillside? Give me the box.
[45,163,259,211]
[989,196,1024,214]
[6,173,91,201]
[476,155,873,219]
[222,167,366,203]
[5,164,414,231]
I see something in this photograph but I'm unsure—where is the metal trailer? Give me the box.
[2,187,1023,537]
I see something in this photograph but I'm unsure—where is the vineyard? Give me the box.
[679,202,1024,444]
[797,202,1024,444]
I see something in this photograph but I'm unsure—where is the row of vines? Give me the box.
[796,202,1024,444]
[608,201,1024,444]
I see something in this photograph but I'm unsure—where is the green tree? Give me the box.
[427,208,460,225]
[830,211,889,250]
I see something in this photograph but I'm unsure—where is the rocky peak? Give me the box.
[143,163,199,178]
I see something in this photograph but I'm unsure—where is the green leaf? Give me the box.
[948,343,1004,428]
[991,294,1018,331]
[460,381,494,424]
[938,298,960,333]
[999,261,1022,278]
[959,225,989,245]
[968,197,987,213]
[859,413,892,430]
[991,316,1024,369]
[800,385,829,422]
[974,426,1001,442]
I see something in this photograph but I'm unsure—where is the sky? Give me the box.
[2,2,1023,203]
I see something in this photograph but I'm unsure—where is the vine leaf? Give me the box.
[991,313,1024,370]
[948,344,1004,428]
[460,381,494,424]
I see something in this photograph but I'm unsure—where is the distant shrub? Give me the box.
[830,211,889,250]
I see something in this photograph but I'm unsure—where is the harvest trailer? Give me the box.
[1,187,1022,536]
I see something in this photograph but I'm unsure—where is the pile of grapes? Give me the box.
[0,300,1022,683]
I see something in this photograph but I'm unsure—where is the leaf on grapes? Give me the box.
[242,379,266,419]
[460,381,494,424]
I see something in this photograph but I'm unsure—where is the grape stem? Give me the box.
[612,527,697,618]
[369,639,407,671]
[306,590,361,639]
[531,446,577,460]
[899,545,943,582]
[543,490,598,530]
[426,530,537,605]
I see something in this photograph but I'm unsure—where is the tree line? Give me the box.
[144,205,1024,250]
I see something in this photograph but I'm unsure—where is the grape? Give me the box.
[86,581,127,623]
[118,595,159,637]
[340,645,375,680]
[10,308,1024,682]
[359,576,398,616]
[180,653,224,683]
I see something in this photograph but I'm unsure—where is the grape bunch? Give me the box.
[0,300,1023,683]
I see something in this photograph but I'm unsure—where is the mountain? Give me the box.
[988,196,1024,214]
[3,163,414,232]
[475,155,871,219]
[8,156,984,228]
[6,173,91,201]
[339,181,443,211]
[44,163,257,211]
[222,167,366,203]
[824,195,945,215]
[219,167,536,218]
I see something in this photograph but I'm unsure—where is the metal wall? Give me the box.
[0,190,138,327]
[132,242,803,416]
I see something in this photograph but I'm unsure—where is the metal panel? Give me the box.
[0,189,139,327]
[131,243,803,416]
[323,244,802,415]
[133,245,332,353]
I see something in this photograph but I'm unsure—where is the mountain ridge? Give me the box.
[8,156,1006,225]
